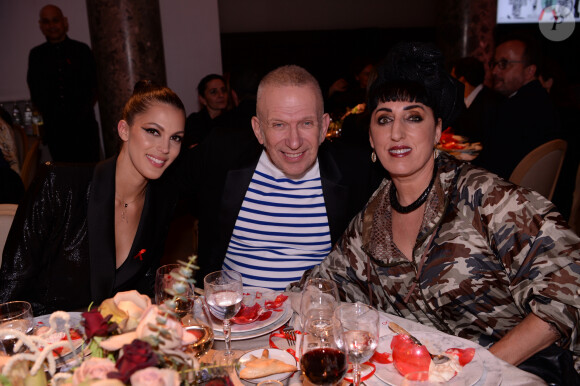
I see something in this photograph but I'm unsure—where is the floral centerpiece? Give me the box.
[0,256,230,386]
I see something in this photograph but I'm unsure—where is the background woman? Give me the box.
[0,81,185,315]
[183,73,229,148]
[301,42,580,384]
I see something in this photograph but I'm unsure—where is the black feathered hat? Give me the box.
[368,42,464,128]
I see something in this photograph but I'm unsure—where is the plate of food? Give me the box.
[33,312,84,359]
[374,330,483,386]
[237,348,297,384]
[211,288,292,340]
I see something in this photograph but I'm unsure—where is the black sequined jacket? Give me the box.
[0,158,178,315]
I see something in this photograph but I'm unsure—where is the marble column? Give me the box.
[437,0,497,84]
[86,0,167,157]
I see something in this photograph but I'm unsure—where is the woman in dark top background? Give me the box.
[183,74,229,148]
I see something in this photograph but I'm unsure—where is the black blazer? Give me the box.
[174,126,385,283]
[0,158,178,315]
[453,86,503,144]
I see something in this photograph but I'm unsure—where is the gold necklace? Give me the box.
[116,190,145,223]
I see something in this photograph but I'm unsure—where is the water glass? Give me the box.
[204,270,243,364]
[300,278,339,331]
[0,301,34,355]
[335,302,379,386]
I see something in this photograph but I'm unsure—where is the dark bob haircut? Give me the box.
[367,42,464,129]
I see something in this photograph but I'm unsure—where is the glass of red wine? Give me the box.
[335,302,379,386]
[300,311,347,385]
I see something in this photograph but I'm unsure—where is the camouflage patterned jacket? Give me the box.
[307,151,580,358]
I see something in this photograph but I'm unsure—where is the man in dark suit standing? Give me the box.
[451,57,503,144]
[476,36,561,180]
[27,4,100,163]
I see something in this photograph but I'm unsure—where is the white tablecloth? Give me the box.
[213,293,546,385]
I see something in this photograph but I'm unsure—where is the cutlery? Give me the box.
[388,322,449,364]
[282,325,296,346]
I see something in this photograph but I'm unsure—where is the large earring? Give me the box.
[371,151,377,163]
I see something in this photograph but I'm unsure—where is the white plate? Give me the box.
[374,330,483,386]
[33,312,84,359]
[213,301,292,341]
[212,288,292,340]
[237,348,297,384]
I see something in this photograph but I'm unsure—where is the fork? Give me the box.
[282,325,296,346]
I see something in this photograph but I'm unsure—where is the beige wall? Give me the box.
[0,0,223,115]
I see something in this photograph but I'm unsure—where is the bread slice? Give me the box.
[239,349,297,379]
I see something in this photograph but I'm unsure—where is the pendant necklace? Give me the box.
[116,190,145,223]
[390,167,437,214]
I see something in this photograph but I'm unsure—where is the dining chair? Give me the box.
[0,203,18,266]
[509,139,567,201]
[20,139,41,189]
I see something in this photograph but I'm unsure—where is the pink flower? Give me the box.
[130,367,180,386]
[72,358,117,386]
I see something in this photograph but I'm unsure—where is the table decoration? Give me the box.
[0,255,234,386]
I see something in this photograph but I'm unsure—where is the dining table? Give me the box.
[205,292,547,386]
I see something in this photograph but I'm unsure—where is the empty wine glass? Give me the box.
[204,270,243,364]
[155,264,195,321]
[335,302,379,386]
[299,278,339,331]
[0,301,34,355]
[300,313,347,385]
[182,296,215,358]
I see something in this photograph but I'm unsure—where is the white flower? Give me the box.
[130,367,180,386]
[72,358,117,386]
[100,305,197,352]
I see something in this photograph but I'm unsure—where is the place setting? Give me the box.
[436,128,482,161]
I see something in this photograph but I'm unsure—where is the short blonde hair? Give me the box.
[257,65,324,116]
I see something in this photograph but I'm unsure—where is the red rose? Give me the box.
[82,309,117,339]
[109,339,159,383]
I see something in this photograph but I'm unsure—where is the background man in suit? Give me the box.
[476,35,561,180]
[27,4,100,163]
[176,65,382,288]
[450,57,503,144]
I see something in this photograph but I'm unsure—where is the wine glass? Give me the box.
[204,270,243,364]
[155,264,195,321]
[299,278,339,331]
[300,313,347,385]
[182,296,215,358]
[335,302,379,386]
[0,301,34,355]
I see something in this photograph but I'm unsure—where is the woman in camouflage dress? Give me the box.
[301,42,580,383]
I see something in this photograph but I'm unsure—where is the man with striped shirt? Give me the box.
[178,65,383,289]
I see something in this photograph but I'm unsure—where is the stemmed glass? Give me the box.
[335,302,379,386]
[204,270,243,364]
[299,278,339,331]
[155,264,195,320]
[182,296,215,358]
[300,313,347,385]
[0,301,34,355]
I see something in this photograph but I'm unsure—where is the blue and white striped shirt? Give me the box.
[222,151,331,290]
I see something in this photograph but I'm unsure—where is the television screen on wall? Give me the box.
[497,0,579,24]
